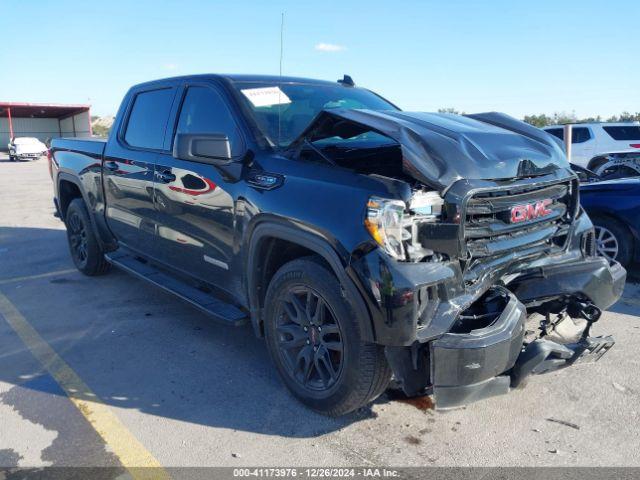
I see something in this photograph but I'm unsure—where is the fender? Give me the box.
[57,172,118,251]
[246,220,375,343]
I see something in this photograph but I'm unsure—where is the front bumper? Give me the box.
[356,252,626,408]
[429,287,526,408]
[386,283,618,409]
[509,256,626,311]
[432,333,616,409]
[351,249,626,347]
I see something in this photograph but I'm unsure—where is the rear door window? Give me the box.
[124,88,176,150]
[603,126,640,141]
[545,128,564,140]
[572,127,591,144]
[545,127,591,143]
[175,86,243,156]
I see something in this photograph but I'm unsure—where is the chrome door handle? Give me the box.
[104,161,119,171]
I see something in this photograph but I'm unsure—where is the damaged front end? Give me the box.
[386,287,616,409]
[287,108,627,409]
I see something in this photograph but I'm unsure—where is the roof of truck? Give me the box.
[132,74,346,89]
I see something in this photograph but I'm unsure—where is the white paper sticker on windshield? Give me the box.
[241,86,291,107]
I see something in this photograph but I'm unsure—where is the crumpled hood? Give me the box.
[289,109,571,191]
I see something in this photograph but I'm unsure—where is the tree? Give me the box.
[607,112,640,122]
[523,114,552,128]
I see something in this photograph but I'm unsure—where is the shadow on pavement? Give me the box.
[1,226,638,440]
[0,226,374,440]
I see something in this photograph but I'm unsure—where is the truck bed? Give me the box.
[51,137,106,156]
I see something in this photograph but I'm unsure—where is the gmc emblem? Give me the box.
[510,199,553,223]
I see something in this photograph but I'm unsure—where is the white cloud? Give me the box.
[163,63,178,70]
[315,43,346,52]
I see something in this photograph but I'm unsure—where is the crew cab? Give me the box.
[50,74,626,415]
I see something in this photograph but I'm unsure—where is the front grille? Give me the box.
[463,180,576,262]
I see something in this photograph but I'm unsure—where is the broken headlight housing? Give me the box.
[365,196,407,260]
[365,191,444,261]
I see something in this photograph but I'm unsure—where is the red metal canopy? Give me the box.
[0,102,90,119]
[0,102,92,140]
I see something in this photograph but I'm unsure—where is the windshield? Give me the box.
[231,81,398,147]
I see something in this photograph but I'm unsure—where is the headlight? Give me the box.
[365,196,407,260]
[365,191,445,262]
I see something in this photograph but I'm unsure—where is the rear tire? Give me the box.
[64,198,111,276]
[264,257,391,416]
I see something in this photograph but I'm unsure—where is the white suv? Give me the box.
[543,123,640,176]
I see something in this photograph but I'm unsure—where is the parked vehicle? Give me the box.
[543,123,640,177]
[579,176,640,268]
[8,137,48,161]
[50,74,626,415]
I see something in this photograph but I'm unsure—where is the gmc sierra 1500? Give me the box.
[50,74,626,415]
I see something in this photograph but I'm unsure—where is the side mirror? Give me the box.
[173,133,232,164]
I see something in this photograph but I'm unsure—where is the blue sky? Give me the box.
[1,0,637,118]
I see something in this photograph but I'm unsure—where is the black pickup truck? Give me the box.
[50,74,626,415]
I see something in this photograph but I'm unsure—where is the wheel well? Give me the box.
[587,156,607,171]
[58,180,83,219]
[255,237,333,310]
[248,225,375,342]
[587,156,640,176]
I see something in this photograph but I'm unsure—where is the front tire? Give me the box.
[264,257,391,416]
[64,198,111,276]
[591,216,633,268]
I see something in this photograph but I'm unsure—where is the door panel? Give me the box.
[152,84,242,292]
[103,151,157,254]
[103,86,178,257]
[153,157,235,286]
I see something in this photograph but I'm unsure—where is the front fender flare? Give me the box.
[246,220,375,343]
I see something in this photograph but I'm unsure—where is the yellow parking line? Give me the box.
[0,269,78,285]
[0,291,170,480]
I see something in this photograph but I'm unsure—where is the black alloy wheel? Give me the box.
[275,286,344,391]
[264,257,391,416]
[64,198,111,276]
[67,210,89,268]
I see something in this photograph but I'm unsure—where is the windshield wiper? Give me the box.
[302,138,336,166]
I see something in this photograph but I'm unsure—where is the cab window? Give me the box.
[175,86,243,156]
[124,88,176,150]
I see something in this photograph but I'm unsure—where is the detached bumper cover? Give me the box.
[430,288,526,408]
[382,258,625,409]
[433,333,616,409]
[509,257,626,311]
[510,335,615,388]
